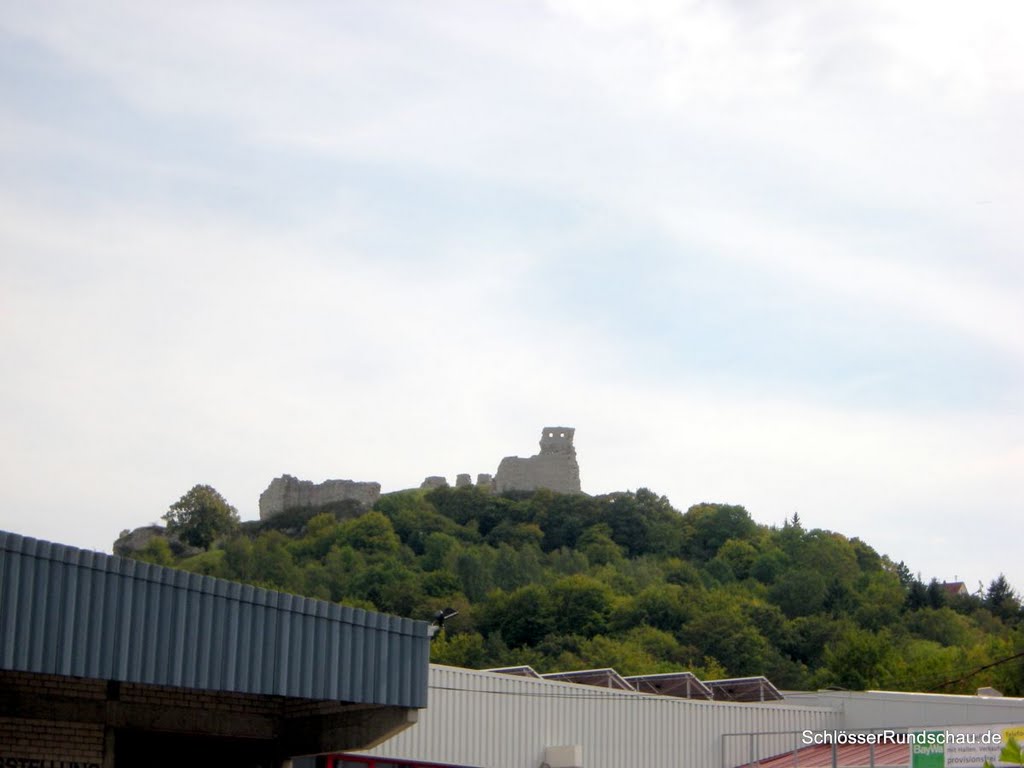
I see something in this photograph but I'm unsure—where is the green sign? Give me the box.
[911,732,945,768]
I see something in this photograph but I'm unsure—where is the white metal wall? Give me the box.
[780,689,1024,730]
[355,665,841,768]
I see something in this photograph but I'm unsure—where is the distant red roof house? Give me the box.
[740,742,909,767]
[941,581,969,597]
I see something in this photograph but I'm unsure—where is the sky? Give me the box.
[1,1,1021,595]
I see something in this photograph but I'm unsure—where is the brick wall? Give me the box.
[0,716,104,767]
[119,681,284,717]
[1,669,106,700]
[0,668,408,765]
[0,670,105,766]
[0,669,287,765]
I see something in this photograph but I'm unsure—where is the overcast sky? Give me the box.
[1,2,1021,594]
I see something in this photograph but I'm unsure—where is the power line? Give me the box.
[927,649,1024,692]
[905,655,1024,693]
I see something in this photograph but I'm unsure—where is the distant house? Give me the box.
[941,580,969,597]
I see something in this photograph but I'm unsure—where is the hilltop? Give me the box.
[119,484,1024,694]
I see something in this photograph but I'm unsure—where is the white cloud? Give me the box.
[653,203,1024,360]
[0,1,1021,592]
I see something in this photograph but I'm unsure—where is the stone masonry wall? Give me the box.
[259,475,381,520]
[494,426,581,494]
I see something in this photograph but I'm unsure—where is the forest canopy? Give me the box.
[137,485,1024,695]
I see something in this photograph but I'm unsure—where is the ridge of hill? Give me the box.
[123,485,1024,694]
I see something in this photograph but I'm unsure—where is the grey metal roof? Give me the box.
[541,668,636,691]
[705,676,784,702]
[483,665,542,678]
[0,531,429,707]
[624,671,714,700]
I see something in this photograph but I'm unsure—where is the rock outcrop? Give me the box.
[113,524,203,558]
[258,475,381,520]
[113,525,166,557]
[494,427,582,494]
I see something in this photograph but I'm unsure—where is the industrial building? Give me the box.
[0,531,430,768]
[317,665,1024,768]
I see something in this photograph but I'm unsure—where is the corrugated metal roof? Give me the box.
[541,668,635,690]
[0,531,430,707]
[708,676,785,702]
[483,665,543,678]
[625,671,714,700]
[738,741,910,767]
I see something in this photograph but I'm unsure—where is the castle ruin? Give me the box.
[493,426,582,494]
[258,474,381,520]
[115,427,585,554]
[259,426,581,524]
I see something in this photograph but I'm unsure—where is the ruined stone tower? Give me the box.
[493,426,582,494]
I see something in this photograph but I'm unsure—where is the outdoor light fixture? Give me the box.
[428,607,459,640]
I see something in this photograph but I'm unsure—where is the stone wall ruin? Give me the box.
[258,474,381,520]
[493,426,582,494]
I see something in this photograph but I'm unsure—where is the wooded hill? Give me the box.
[134,485,1024,695]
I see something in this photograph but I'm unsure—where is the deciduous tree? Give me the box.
[162,484,239,549]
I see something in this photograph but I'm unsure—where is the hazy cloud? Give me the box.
[0,2,1020,590]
